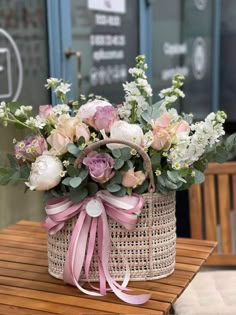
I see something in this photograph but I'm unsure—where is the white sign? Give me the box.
[88,0,126,14]
[194,0,207,11]
[0,48,12,98]
[192,37,207,80]
[0,28,23,101]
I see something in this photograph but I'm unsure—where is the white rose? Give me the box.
[77,99,112,120]
[25,154,63,191]
[107,121,144,149]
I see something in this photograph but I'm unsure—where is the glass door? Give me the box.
[58,0,140,103]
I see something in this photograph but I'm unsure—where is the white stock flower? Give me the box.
[25,154,63,191]
[45,78,61,89]
[168,111,226,168]
[55,82,71,95]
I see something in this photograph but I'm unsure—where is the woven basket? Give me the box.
[47,139,176,282]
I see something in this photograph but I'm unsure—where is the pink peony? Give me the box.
[93,106,119,132]
[39,105,55,120]
[83,151,115,183]
[77,99,118,132]
[14,135,48,162]
[122,168,146,188]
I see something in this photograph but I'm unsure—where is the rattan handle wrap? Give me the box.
[75,138,155,192]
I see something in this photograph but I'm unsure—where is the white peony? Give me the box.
[25,154,63,191]
[107,120,144,149]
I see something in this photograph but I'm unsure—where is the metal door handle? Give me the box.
[65,48,82,90]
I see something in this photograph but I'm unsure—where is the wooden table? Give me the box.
[0,221,216,315]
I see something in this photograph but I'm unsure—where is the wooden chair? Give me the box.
[174,162,236,315]
[189,161,236,265]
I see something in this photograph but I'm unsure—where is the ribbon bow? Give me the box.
[43,190,150,304]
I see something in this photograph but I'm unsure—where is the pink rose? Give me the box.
[152,112,172,131]
[169,120,190,135]
[122,168,146,188]
[83,151,115,183]
[47,128,72,155]
[151,129,171,151]
[39,105,54,120]
[57,114,90,142]
[57,115,77,140]
[77,99,118,132]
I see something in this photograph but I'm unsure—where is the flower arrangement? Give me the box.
[0,55,235,201]
[2,55,236,305]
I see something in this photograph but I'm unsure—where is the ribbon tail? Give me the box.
[63,211,102,297]
[99,212,151,305]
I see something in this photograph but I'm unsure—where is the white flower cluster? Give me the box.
[25,116,46,129]
[15,105,33,117]
[55,82,71,96]
[45,78,71,102]
[45,78,61,89]
[53,104,70,116]
[118,55,152,122]
[168,111,227,169]
[159,75,185,112]
[0,102,6,118]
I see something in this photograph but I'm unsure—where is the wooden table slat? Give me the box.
[0,221,216,314]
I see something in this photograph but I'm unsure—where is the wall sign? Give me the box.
[88,0,126,14]
[194,0,207,11]
[192,37,207,80]
[0,28,23,101]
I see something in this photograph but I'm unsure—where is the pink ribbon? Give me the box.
[42,190,150,304]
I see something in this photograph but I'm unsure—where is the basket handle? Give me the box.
[75,138,155,193]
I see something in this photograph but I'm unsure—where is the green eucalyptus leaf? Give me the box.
[109,173,122,184]
[67,165,77,177]
[9,170,21,184]
[7,154,17,168]
[141,110,152,123]
[225,133,236,151]
[19,166,30,179]
[151,153,161,168]
[0,168,10,175]
[67,143,79,157]
[87,182,99,196]
[114,159,124,170]
[193,170,205,184]
[106,183,121,193]
[120,147,132,161]
[112,149,121,158]
[0,175,11,185]
[133,180,149,194]
[112,186,126,197]
[70,177,82,188]
[78,168,88,181]
[164,178,178,190]
[70,187,88,203]
[62,177,71,186]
